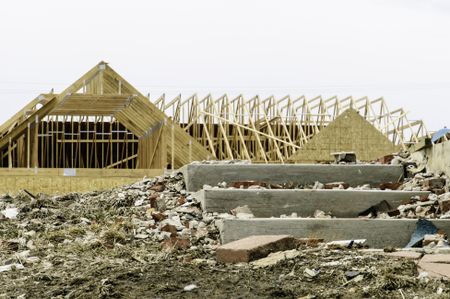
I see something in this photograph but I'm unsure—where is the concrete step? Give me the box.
[181,164,404,192]
[218,218,450,248]
[199,189,429,217]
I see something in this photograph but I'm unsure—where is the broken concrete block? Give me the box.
[216,235,297,263]
[385,251,422,260]
[418,261,450,279]
[421,254,450,264]
[423,234,446,246]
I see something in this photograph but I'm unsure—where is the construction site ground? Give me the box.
[1,172,449,299]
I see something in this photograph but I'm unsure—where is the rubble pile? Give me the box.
[0,172,220,253]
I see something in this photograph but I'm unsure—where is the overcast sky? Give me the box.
[0,0,449,131]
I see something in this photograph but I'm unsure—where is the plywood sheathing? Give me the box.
[0,168,163,195]
[288,109,400,162]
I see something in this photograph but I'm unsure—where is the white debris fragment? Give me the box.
[1,207,18,219]
[0,263,25,273]
[134,199,144,206]
[327,239,366,247]
[183,284,198,291]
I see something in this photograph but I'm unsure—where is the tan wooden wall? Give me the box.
[0,168,163,195]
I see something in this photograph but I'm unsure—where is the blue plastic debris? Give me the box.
[431,127,450,143]
[405,219,438,248]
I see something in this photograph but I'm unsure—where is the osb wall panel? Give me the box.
[289,109,399,163]
[0,168,163,195]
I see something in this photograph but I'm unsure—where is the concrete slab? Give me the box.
[181,164,404,192]
[421,254,450,264]
[199,189,429,217]
[216,235,296,263]
[385,251,423,260]
[219,218,450,248]
[418,261,450,279]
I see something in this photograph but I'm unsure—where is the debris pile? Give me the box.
[1,159,450,297]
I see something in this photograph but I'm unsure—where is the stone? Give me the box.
[345,271,361,279]
[304,268,319,278]
[183,284,198,291]
[216,235,297,263]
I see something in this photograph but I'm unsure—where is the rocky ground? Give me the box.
[1,165,450,298]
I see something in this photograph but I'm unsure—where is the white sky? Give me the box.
[0,0,449,131]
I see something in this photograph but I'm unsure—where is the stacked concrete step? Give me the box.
[198,189,429,218]
[182,163,404,192]
[181,163,450,248]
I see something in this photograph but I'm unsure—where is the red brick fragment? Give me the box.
[423,178,446,190]
[151,212,167,222]
[150,183,165,192]
[149,193,159,208]
[161,224,178,236]
[377,154,394,164]
[178,196,186,205]
[439,198,450,214]
[379,182,402,190]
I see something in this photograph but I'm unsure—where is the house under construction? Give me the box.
[0,62,429,194]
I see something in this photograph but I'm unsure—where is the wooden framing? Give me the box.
[0,62,210,170]
[0,62,429,171]
[157,94,429,163]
